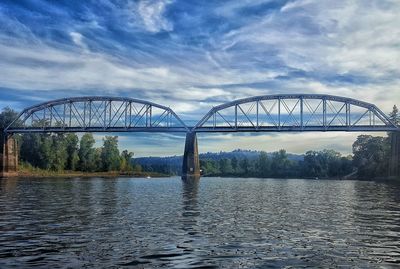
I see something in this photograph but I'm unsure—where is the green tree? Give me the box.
[65,133,79,170]
[120,150,134,172]
[219,158,233,175]
[302,149,353,178]
[78,133,97,172]
[133,164,142,173]
[0,107,21,153]
[39,134,53,169]
[256,151,270,177]
[94,148,102,171]
[389,105,399,125]
[200,159,220,175]
[352,135,389,178]
[101,136,120,171]
[20,133,42,167]
[302,151,322,177]
[49,133,68,171]
[0,107,19,129]
[231,157,238,173]
[239,157,250,175]
[270,149,292,178]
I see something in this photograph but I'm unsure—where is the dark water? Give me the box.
[1,177,400,268]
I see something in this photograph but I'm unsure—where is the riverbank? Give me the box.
[18,166,169,178]
[200,174,400,181]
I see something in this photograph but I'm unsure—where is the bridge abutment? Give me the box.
[182,132,200,181]
[389,132,400,178]
[1,135,18,177]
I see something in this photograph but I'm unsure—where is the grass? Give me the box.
[18,163,169,178]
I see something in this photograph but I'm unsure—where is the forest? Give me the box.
[0,105,399,179]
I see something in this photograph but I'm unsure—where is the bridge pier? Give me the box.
[1,135,18,177]
[182,132,200,181]
[389,132,400,178]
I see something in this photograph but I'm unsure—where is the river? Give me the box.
[1,177,400,268]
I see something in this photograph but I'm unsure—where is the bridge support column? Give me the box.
[182,132,200,181]
[389,132,400,178]
[1,135,18,178]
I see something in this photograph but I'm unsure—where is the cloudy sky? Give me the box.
[0,0,399,156]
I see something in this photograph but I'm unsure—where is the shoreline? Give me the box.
[16,170,170,179]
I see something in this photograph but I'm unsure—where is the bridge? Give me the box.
[1,94,399,179]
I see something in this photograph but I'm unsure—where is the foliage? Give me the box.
[302,150,352,178]
[197,148,355,179]
[78,133,97,171]
[101,136,120,171]
[0,107,21,152]
[65,134,79,170]
[389,105,399,125]
[352,135,390,178]
[120,150,134,172]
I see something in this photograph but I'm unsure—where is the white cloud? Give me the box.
[69,32,88,51]
[221,0,400,79]
[137,0,173,32]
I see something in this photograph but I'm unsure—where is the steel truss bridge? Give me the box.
[2,94,400,179]
[5,94,399,133]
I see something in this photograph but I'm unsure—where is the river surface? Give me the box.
[1,177,400,268]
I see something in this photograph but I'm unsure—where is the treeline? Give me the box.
[20,133,141,173]
[200,149,353,178]
[0,107,141,173]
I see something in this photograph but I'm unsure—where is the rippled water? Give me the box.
[1,177,400,268]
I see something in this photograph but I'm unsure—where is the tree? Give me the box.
[256,151,270,177]
[20,133,42,167]
[120,150,134,172]
[65,133,79,170]
[78,133,97,172]
[0,107,20,153]
[389,105,399,125]
[270,149,292,178]
[219,158,233,175]
[239,157,250,175]
[231,156,238,173]
[352,135,389,178]
[101,136,120,171]
[49,133,68,171]
[302,151,322,177]
[94,148,102,171]
[200,159,219,175]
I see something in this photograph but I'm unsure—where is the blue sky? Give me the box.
[0,0,399,156]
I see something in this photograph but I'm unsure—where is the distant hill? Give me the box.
[133,149,304,175]
[199,149,304,162]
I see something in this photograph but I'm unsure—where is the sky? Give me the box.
[0,0,399,157]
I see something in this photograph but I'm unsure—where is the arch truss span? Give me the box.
[5,96,189,133]
[193,94,399,132]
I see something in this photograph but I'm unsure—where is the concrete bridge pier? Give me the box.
[1,135,18,177]
[389,132,400,178]
[182,132,200,181]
